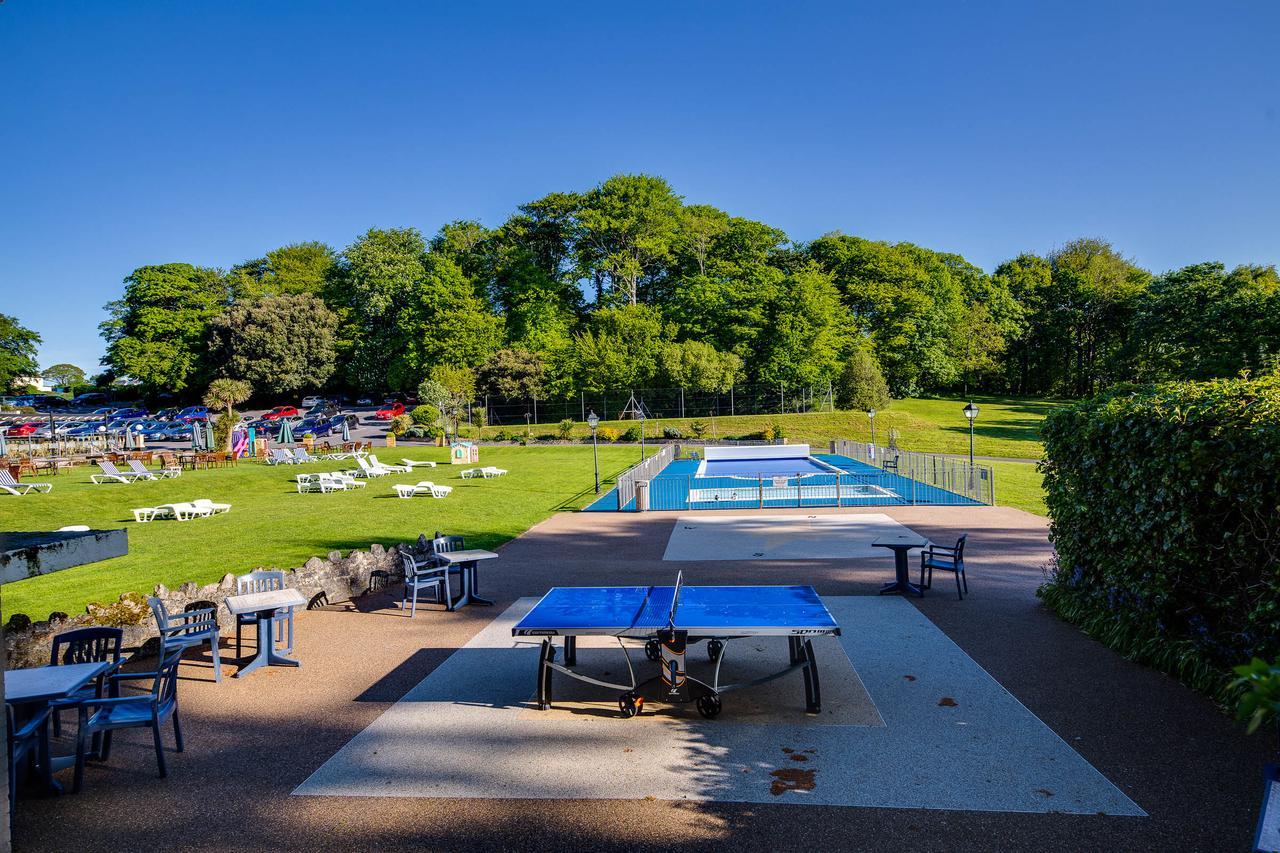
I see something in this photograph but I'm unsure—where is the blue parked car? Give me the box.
[113,407,149,420]
[65,423,106,436]
[176,406,209,422]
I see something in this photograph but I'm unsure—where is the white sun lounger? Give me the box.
[296,473,337,493]
[191,498,230,514]
[138,503,212,522]
[480,466,508,478]
[393,481,453,499]
[125,460,160,481]
[369,455,411,474]
[401,459,437,469]
[92,460,146,484]
[0,470,52,495]
[351,456,391,478]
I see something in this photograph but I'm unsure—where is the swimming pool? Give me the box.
[697,456,843,477]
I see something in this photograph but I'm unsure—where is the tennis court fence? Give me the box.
[830,439,995,506]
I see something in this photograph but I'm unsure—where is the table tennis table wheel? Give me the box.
[696,693,722,719]
[644,639,661,661]
[619,692,643,718]
[706,639,724,662]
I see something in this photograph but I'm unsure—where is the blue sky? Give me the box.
[3,1,1278,372]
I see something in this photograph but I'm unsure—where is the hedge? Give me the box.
[1038,375,1280,700]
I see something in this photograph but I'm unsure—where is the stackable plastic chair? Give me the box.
[48,627,124,737]
[399,551,449,617]
[148,598,221,681]
[233,570,294,659]
[920,534,969,600]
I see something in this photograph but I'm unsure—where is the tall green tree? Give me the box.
[575,174,683,305]
[229,242,336,299]
[0,314,41,393]
[755,263,850,389]
[659,340,742,392]
[208,294,339,395]
[100,263,229,392]
[835,349,891,411]
[41,363,86,390]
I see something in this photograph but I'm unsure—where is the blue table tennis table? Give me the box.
[512,575,840,719]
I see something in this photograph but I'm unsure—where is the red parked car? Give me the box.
[373,401,406,420]
[261,406,299,421]
[4,421,43,436]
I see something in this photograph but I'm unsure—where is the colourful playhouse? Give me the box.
[450,440,479,465]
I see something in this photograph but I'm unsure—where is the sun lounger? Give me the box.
[266,448,298,465]
[460,468,483,479]
[155,502,214,521]
[369,454,410,474]
[0,470,52,495]
[351,456,391,478]
[393,481,453,499]
[401,459,437,469]
[292,448,320,464]
[296,473,337,493]
[126,460,160,481]
[191,498,230,514]
[91,460,145,484]
[480,466,508,478]
[324,472,365,489]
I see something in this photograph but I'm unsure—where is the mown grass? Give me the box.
[1,446,636,621]
[987,460,1046,517]
[513,395,1060,460]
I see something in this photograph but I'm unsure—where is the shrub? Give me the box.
[662,426,683,439]
[598,426,620,442]
[835,349,891,411]
[1038,375,1280,700]
[537,432,556,441]
[556,418,575,440]
[690,419,708,439]
[621,425,642,442]
[761,425,776,441]
[410,404,440,426]
[387,414,413,436]
[770,420,786,440]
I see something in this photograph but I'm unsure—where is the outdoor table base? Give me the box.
[450,563,492,610]
[236,610,299,677]
[873,537,928,598]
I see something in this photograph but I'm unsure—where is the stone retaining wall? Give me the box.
[2,540,426,669]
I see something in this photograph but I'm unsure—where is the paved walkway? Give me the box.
[11,506,1269,851]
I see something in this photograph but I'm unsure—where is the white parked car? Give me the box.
[301,395,324,409]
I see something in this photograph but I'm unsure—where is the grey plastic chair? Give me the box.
[148,598,221,682]
[7,704,52,818]
[49,627,124,737]
[399,551,448,617]
[920,534,969,600]
[234,570,294,659]
[72,647,184,792]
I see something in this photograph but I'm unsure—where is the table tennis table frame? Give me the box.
[515,584,839,719]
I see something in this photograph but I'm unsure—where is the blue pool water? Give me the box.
[698,456,837,477]
[586,453,983,512]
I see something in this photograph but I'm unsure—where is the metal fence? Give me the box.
[831,439,995,506]
[613,444,675,510]
[479,383,834,427]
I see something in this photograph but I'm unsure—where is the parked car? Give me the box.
[4,422,43,437]
[261,405,299,421]
[64,422,106,437]
[300,395,327,409]
[90,407,117,416]
[141,422,178,439]
[373,401,406,420]
[355,394,375,406]
[72,392,109,407]
[176,406,209,422]
[112,407,149,420]
[154,407,181,421]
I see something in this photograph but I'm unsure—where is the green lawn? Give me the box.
[1,446,636,621]
[532,395,1060,461]
[988,460,1046,517]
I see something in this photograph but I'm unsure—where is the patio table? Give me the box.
[873,534,930,598]
[5,661,113,793]
[224,588,307,677]
[433,549,498,610]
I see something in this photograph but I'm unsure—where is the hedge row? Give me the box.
[1038,375,1280,699]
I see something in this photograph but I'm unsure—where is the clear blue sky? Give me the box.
[3,1,1278,373]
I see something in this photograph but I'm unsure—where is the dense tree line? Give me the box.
[94,174,1280,403]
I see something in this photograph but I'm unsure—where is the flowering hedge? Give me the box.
[1038,375,1280,699]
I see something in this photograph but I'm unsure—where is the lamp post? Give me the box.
[638,412,646,461]
[524,412,531,443]
[588,410,600,494]
[867,408,877,452]
[963,401,979,489]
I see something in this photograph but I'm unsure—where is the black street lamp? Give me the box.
[588,410,600,494]
[963,401,980,471]
[638,412,646,461]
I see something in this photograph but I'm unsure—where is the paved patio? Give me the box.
[10,506,1271,851]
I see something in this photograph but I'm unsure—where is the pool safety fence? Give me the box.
[830,440,995,506]
[614,444,676,510]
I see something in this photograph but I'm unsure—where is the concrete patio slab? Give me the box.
[662,513,916,561]
[294,595,1143,816]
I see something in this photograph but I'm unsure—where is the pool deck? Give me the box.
[10,505,1270,851]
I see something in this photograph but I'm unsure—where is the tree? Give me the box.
[835,349,891,411]
[659,341,742,393]
[203,378,252,452]
[755,263,850,389]
[430,364,477,434]
[478,349,545,398]
[41,363,86,390]
[100,263,229,393]
[0,314,41,393]
[575,174,683,305]
[228,242,336,299]
[208,294,339,396]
